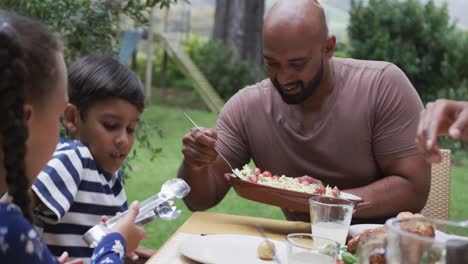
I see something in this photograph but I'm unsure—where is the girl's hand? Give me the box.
[57,251,83,264]
[110,201,147,255]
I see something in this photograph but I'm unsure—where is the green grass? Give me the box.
[125,102,468,250]
[124,104,284,249]
[450,163,468,221]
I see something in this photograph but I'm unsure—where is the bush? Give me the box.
[348,0,468,102]
[141,35,264,101]
[0,0,182,63]
[0,0,181,180]
[184,36,264,100]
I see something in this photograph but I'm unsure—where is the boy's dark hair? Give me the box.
[0,10,63,222]
[68,55,145,120]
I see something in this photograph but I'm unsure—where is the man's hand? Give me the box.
[417,99,468,163]
[296,175,323,186]
[181,127,218,170]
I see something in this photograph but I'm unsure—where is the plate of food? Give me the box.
[229,165,363,213]
[179,234,286,264]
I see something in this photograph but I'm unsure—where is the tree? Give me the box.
[348,0,468,101]
[0,0,182,63]
[212,0,265,66]
[0,0,182,179]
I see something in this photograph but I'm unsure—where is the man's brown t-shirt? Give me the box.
[217,58,423,190]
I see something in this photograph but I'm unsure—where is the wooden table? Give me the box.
[145,211,310,263]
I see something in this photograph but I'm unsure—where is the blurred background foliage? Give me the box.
[0,0,182,178]
[347,0,468,153]
[134,35,264,102]
[347,0,468,103]
[0,0,182,63]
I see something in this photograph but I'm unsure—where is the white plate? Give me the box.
[179,234,286,264]
[348,224,465,242]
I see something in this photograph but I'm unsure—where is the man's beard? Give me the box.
[271,57,325,105]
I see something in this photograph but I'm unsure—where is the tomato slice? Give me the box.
[316,187,326,195]
[248,175,258,183]
[301,180,311,186]
[253,168,262,176]
[262,171,272,177]
[272,175,279,180]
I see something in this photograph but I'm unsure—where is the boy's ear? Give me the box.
[63,103,80,135]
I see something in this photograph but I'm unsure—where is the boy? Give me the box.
[32,55,149,263]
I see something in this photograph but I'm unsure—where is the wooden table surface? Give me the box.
[145,211,310,263]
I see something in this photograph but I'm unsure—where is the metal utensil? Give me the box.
[83,178,190,247]
[183,112,241,179]
[256,223,282,264]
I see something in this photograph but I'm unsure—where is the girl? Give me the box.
[0,10,146,264]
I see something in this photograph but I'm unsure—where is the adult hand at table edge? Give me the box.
[416,99,468,163]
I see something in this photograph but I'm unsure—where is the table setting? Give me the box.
[136,164,468,263]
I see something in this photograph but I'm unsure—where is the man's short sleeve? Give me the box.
[32,149,83,223]
[372,64,424,159]
[216,90,251,169]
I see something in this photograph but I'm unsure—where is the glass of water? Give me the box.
[309,196,354,245]
[286,233,339,264]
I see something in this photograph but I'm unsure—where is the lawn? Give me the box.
[125,102,468,250]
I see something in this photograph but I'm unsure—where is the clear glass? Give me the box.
[309,196,354,245]
[286,233,339,264]
[358,217,468,264]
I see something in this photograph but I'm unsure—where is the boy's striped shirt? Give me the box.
[32,138,127,263]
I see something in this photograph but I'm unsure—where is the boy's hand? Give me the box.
[110,201,147,255]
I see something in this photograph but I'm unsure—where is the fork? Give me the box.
[183,112,241,179]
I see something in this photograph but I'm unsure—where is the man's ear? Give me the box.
[324,35,336,60]
[63,103,80,135]
[23,104,33,123]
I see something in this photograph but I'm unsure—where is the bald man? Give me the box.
[178,0,430,223]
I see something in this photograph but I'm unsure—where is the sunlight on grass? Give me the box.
[125,104,283,249]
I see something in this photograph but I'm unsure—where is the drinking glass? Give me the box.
[309,196,354,245]
[359,217,468,264]
[286,233,339,264]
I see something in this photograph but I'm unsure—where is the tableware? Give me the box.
[358,217,468,264]
[256,223,282,264]
[309,196,354,245]
[286,233,339,264]
[349,224,384,237]
[83,178,190,247]
[183,112,241,179]
[349,223,457,241]
[179,234,287,264]
[229,174,363,213]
